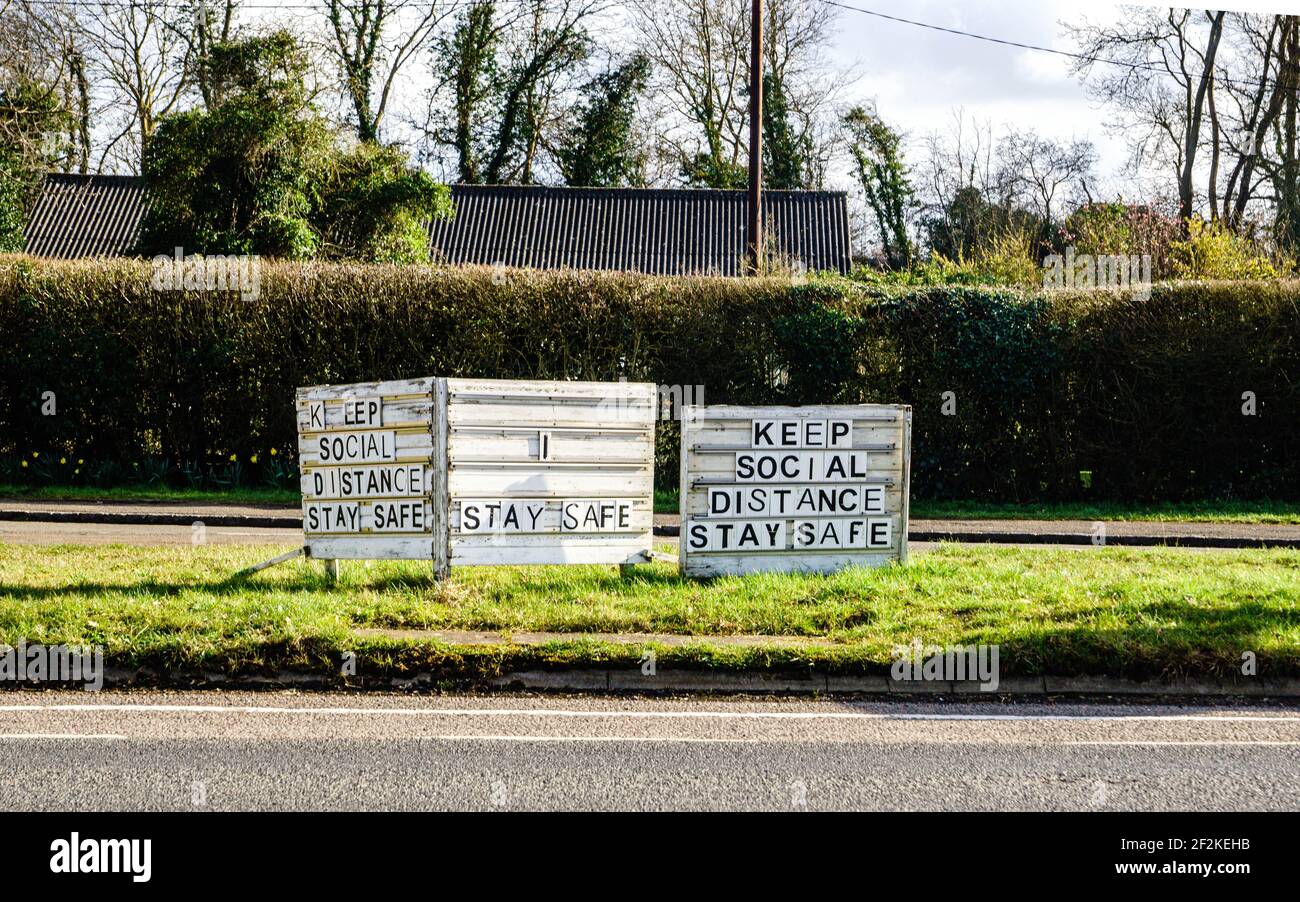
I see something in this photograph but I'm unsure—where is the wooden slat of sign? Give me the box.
[296,378,437,562]
[295,399,433,432]
[687,405,903,422]
[299,463,430,500]
[443,378,656,567]
[451,500,652,532]
[447,470,651,497]
[448,433,653,462]
[305,536,436,561]
[302,500,434,535]
[297,377,436,401]
[680,404,911,577]
[297,430,433,466]
[682,551,902,578]
[452,543,653,566]
[684,487,907,518]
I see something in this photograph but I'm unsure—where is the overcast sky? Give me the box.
[821,0,1300,198]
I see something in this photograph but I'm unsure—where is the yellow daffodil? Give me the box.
[60,457,67,465]
[250,454,259,464]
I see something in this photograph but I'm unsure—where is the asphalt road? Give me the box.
[0,521,1244,554]
[1,691,1297,811]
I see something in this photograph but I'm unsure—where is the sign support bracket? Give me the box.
[229,546,306,581]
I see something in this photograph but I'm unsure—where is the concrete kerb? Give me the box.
[10,667,1297,697]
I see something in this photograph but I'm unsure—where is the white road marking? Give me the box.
[0,733,125,740]
[422,734,761,743]
[0,703,1297,723]
[1065,740,1300,747]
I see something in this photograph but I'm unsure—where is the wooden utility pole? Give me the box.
[746,0,763,275]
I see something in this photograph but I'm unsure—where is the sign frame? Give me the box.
[678,403,912,577]
[292,376,656,579]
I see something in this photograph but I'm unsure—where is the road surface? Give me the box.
[1,691,1297,811]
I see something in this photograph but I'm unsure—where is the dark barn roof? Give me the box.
[24,173,149,259]
[22,175,851,275]
[429,184,851,275]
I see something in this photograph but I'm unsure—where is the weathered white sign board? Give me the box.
[679,404,911,577]
[296,378,441,564]
[295,377,656,575]
[445,378,656,567]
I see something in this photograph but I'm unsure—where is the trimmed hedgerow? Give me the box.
[1,255,1297,502]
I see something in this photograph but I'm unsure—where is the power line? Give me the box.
[820,0,1298,102]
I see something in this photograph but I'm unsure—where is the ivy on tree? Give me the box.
[138,32,451,262]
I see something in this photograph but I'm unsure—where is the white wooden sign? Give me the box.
[296,378,440,564]
[444,378,656,567]
[295,377,656,575]
[679,404,911,577]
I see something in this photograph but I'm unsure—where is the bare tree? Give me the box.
[78,0,192,170]
[1067,8,1227,226]
[1216,14,1300,235]
[323,0,450,142]
[629,0,845,187]
[168,0,240,109]
[997,130,1097,225]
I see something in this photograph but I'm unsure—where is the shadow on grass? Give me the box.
[970,598,1300,678]
[0,562,693,601]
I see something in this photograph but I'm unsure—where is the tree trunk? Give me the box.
[1178,11,1226,226]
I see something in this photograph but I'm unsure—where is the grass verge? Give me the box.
[909,498,1300,524]
[0,484,299,506]
[2,541,1297,683]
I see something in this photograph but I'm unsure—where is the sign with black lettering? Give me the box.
[445,378,656,566]
[297,378,438,563]
[297,377,657,572]
[679,404,911,576]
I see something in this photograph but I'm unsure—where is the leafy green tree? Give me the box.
[556,53,650,187]
[434,1,500,184]
[762,69,810,190]
[0,150,27,251]
[427,0,595,185]
[0,79,76,251]
[683,153,747,189]
[842,106,914,268]
[139,31,450,261]
[315,141,453,262]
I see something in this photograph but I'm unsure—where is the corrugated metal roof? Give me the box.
[430,185,851,275]
[24,173,149,259]
[21,175,851,275]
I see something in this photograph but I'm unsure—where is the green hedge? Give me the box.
[2,256,1298,502]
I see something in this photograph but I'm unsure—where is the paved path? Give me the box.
[5,499,1299,546]
[1,691,1297,811]
[0,520,298,545]
[0,519,1249,552]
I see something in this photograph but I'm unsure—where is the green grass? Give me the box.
[909,498,1300,524]
[2,541,1298,682]
[0,484,299,506]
